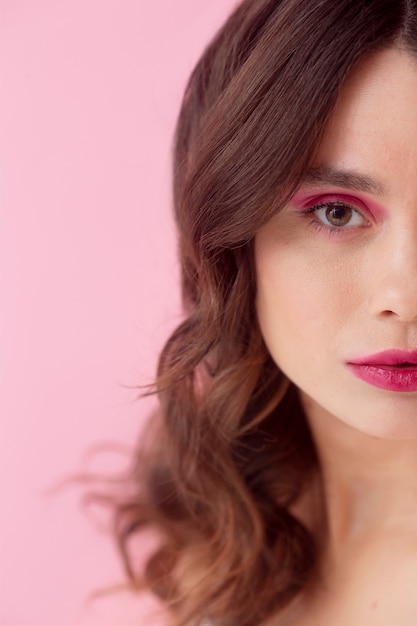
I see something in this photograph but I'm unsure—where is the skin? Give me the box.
[255,47,417,623]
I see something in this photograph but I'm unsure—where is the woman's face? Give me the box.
[255,47,417,439]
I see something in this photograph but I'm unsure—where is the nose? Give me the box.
[367,228,417,323]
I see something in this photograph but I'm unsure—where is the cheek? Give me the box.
[254,239,351,367]
[256,249,329,338]
[258,275,319,329]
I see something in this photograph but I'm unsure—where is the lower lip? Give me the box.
[347,364,417,392]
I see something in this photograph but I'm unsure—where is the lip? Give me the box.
[347,350,417,392]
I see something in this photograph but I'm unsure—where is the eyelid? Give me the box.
[300,192,379,223]
[296,193,369,214]
[293,194,375,239]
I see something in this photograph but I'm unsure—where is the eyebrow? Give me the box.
[301,164,385,195]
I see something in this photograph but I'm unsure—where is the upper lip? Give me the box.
[349,349,417,366]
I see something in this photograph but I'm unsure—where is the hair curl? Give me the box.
[60,1,417,625]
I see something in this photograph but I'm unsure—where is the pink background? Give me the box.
[0,1,236,625]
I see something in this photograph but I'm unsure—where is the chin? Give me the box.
[300,389,417,441]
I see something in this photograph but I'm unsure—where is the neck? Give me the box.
[299,391,417,568]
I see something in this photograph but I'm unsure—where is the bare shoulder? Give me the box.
[340,531,417,622]
[263,529,417,626]
[308,530,417,625]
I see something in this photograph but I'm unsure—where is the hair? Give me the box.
[68,1,417,625]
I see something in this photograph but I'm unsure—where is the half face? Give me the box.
[255,47,417,439]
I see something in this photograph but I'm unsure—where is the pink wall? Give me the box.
[0,2,236,625]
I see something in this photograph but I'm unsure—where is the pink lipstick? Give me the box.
[347,350,417,392]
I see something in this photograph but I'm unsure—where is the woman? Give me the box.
[86,0,417,624]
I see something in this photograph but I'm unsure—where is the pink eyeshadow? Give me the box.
[290,188,388,219]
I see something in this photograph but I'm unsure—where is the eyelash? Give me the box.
[299,199,371,237]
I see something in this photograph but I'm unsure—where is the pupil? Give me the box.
[326,205,351,226]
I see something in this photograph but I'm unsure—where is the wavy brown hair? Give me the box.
[62,1,417,625]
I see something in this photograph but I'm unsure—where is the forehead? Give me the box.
[314,47,417,199]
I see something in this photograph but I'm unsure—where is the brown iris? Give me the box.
[325,204,353,226]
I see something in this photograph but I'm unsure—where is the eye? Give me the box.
[307,201,369,229]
